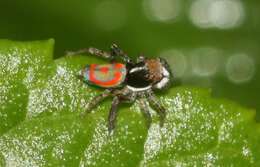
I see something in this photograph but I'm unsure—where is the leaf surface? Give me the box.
[0,40,259,167]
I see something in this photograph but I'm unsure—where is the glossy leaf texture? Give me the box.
[0,40,259,167]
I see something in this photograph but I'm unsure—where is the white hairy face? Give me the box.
[153,66,171,89]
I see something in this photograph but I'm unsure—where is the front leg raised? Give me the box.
[66,47,112,60]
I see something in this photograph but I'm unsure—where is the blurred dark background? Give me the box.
[0,0,259,120]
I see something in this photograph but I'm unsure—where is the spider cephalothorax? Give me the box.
[68,44,173,133]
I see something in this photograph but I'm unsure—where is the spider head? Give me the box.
[144,57,173,90]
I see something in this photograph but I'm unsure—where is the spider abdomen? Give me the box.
[80,63,127,88]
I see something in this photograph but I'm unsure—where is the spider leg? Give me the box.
[138,99,152,129]
[82,89,112,116]
[65,44,133,64]
[110,43,133,64]
[66,47,112,59]
[108,96,120,133]
[147,91,166,127]
[136,55,146,63]
[107,86,137,133]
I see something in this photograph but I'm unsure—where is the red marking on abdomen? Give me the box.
[100,66,109,73]
[89,63,124,87]
[114,63,124,68]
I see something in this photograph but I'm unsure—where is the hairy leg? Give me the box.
[66,47,112,59]
[108,96,120,133]
[138,99,152,129]
[66,44,133,63]
[147,91,166,127]
[110,43,133,64]
[107,86,137,133]
[82,89,112,116]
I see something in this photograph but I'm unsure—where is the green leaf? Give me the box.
[0,40,259,167]
[0,39,54,135]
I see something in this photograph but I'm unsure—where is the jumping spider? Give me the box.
[68,44,172,133]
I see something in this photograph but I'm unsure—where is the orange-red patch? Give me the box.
[88,63,126,88]
[100,66,109,73]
